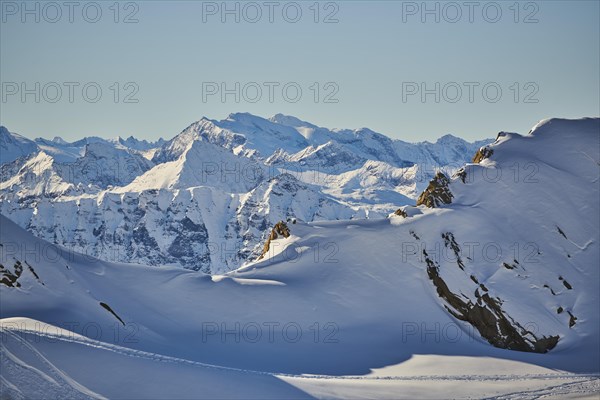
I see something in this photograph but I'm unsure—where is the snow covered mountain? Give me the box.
[124,136,266,193]
[1,117,598,399]
[1,115,490,273]
[1,127,165,165]
[161,113,310,161]
[114,135,167,151]
[0,143,154,197]
[0,126,38,164]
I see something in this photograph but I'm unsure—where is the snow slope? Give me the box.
[2,319,598,400]
[1,117,599,398]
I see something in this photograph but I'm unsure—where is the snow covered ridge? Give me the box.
[0,117,598,398]
[0,113,489,273]
[0,115,600,398]
[388,117,599,354]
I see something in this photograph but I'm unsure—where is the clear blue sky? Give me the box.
[1,0,599,142]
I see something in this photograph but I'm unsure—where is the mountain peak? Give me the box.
[0,126,40,164]
[52,136,69,145]
[436,133,460,142]
[225,112,261,122]
[84,141,122,157]
[269,113,317,129]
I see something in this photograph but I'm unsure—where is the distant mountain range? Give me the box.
[0,113,490,273]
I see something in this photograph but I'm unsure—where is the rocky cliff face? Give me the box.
[259,221,291,260]
[472,147,494,163]
[416,172,453,207]
[420,232,559,353]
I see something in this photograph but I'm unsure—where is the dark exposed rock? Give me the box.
[472,147,494,163]
[557,226,567,239]
[132,225,159,249]
[258,221,291,260]
[559,276,573,290]
[167,218,210,269]
[416,172,453,208]
[0,261,23,288]
[1,260,45,287]
[393,209,407,218]
[25,261,44,285]
[544,284,557,295]
[453,168,467,183]
[568,311,577,328]
[557,306,564,314]
[100,302,125,326]
[93,223,105,237]
[441,232,464,270]
[422,238,559,354]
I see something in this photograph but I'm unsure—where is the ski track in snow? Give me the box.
[3,326,599,400]
[483,379,600,400]
[2,326,599,384]
[1,329,106,399]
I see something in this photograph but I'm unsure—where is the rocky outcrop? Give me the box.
[0,260,43,287]
[416,172,453,208]
[472,147,494,163]
[393,208,407,218]
[100,302,125,326]
[568,311,578,328]
[454,168,467,183]
[258,221,291,260]
[415,231,560,354]
[424,250,559,353]
[0,261,23,287]
[441,232,465,270]
[559,276,573,290]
